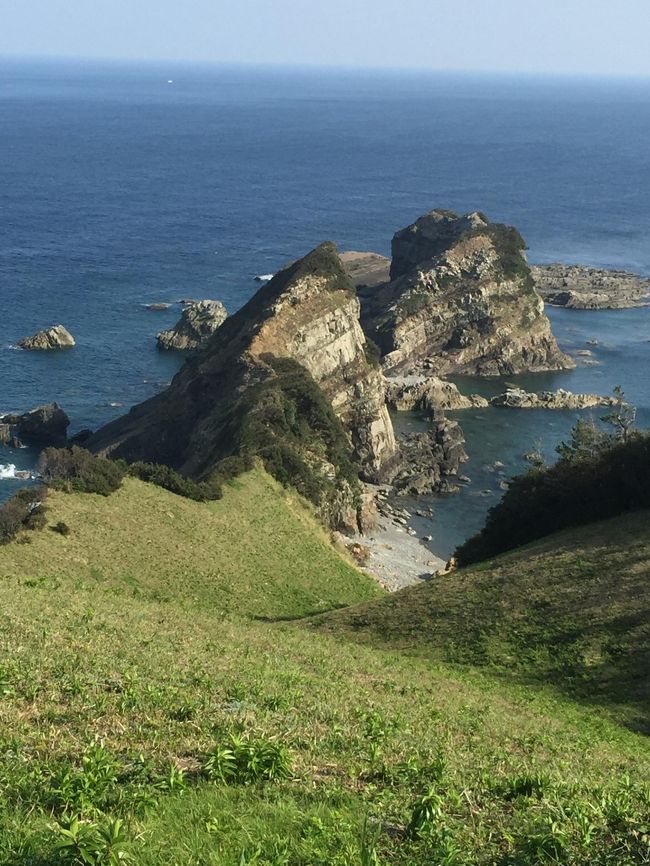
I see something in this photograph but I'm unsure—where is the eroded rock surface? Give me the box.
[357,209,572,377]
[156,300,228,351]
[394,418,468,496]
[17,325,75,350]
[490,387,616,410]
[531,264,650,309]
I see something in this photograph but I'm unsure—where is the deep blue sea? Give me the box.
[2,59,649,552]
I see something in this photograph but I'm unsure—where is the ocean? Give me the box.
[2,58,649,552]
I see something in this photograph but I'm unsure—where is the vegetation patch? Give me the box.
[317,509,650,730]
[39,446,125,496]
[456,429,650,565]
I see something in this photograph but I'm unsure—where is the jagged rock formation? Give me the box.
[357,209,573,376]
[394,419,468,496]
[88,243,399,526]
[531,264,650,309]
[490,387,616,410]
[386,375,488,412]
[156,300,228,350]
[17,325,75,350]
[1,403,70,445]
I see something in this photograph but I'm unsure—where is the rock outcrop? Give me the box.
[394,418,468,496]
[357,209,573,377]
[156,300,228,351]
[386,374,488,413]
[1,403,70,445]
[17,325,75,350]
[531,264,650,309]
[490,387,616,410]
[88,243,399,525]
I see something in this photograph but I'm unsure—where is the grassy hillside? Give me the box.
[0,469,381,619]
[317,510,650,733]
[0,478,648,864]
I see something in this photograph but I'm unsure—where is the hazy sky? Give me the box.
[1,0,649,77]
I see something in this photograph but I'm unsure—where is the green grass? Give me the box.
[0,469,381,620]
[0,477,648,864]
[316,510,650,733]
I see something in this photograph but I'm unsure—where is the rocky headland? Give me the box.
[354,210,573,376]
[83,210,594,539]
[17,325,75,350]
[156,300,228,350]
[531,264,650,309]
[88,242,400,529]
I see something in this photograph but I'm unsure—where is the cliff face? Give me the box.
[88,243,397,494]
[359,209,573,376]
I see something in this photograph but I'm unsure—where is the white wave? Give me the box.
[255,273,274,282]
[0,464,17,480]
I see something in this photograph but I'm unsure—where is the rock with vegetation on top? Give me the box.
[87,243,399,527]
[156,300,228,351]
[531,264,650,309]
[17,325,75,350]
[1,402,70,445]
[490,387,616,410]
[357,209,573,377]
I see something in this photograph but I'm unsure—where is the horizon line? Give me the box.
[2,52,650,84]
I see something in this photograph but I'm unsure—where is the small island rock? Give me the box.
[17,325,76,350]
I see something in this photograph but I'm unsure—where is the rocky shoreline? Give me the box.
[531,264,650,309]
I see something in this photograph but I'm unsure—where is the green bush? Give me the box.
[456,432,650,564]
[203,732,292,785]
[127,462,223,501]
[38,447,124,496]
[0,486,48,544]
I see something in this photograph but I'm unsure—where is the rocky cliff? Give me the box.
[358,209,573,376]
[88,243,398,525]
[156,300,228,350]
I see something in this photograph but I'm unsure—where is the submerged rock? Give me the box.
[490,387,616,410]
[17,325,75,350]
[358,209,572,377]
[156,300,228,351]
[531,264,650,309]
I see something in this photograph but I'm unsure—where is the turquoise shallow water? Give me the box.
[1,59,649,548]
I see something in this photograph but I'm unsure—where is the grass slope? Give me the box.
[316,510,650,733]
[0,479,648,864]
[0,469,381,620]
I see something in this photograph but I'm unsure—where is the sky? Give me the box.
[1,0,649,78]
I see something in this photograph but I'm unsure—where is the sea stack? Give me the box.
[357,209,573,376]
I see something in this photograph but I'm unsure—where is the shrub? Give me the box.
[0,486,48,544]
[51,521,71,536]
[203,732,292,784]
[39,447,124,496]
[127,462,223,501]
